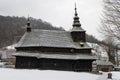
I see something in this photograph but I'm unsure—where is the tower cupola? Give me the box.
[72,3,81,28]
[26,16,31,32]
[71,3,86,42]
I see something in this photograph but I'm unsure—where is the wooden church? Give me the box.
[13,5,96,72]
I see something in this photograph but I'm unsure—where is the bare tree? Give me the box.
[102,37,116,64]
[100,0,120,40]
[99,0,120,64]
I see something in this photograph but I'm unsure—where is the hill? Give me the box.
[0,15,64,48]
[0,15,100,48]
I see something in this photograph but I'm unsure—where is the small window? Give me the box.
[79,42,84,47]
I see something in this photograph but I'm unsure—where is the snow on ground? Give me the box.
[112,71,120,80]
[0,68,100,80]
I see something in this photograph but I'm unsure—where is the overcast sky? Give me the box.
[0,0,103,39]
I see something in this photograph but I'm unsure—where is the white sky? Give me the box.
[0,0,103,39]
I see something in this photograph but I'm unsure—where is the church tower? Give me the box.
[26,16,31,32]
[71,4,86,42]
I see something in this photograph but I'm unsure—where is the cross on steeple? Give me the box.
[26,15,31,32]
[27,15,30,26]
[72,3,81,27]
[75,3,78,16]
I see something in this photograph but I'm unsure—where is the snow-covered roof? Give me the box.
[94,60,113,66]
[16,29,90,49]
[13,52,97,60]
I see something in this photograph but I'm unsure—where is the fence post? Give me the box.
[108,73,112,79]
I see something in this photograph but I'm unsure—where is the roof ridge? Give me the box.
[32,29,67,32]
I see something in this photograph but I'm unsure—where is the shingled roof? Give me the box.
[16,29,91,49]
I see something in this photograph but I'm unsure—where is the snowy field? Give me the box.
[1,68,120,80]
[0,68,100,80]
[112,72,120,80]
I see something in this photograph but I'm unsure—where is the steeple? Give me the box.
[26,15,31,32]
[72,3,81,28]
[75,3,78,16]
[71,3,86,42]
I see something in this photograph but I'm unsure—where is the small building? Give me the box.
[13,6,96,72]
[0,49,16,64]
[93,60,113,72]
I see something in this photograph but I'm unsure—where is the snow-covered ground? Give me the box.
[0,68,120,80]
[112,72,120,80]
[0,68,100,80]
